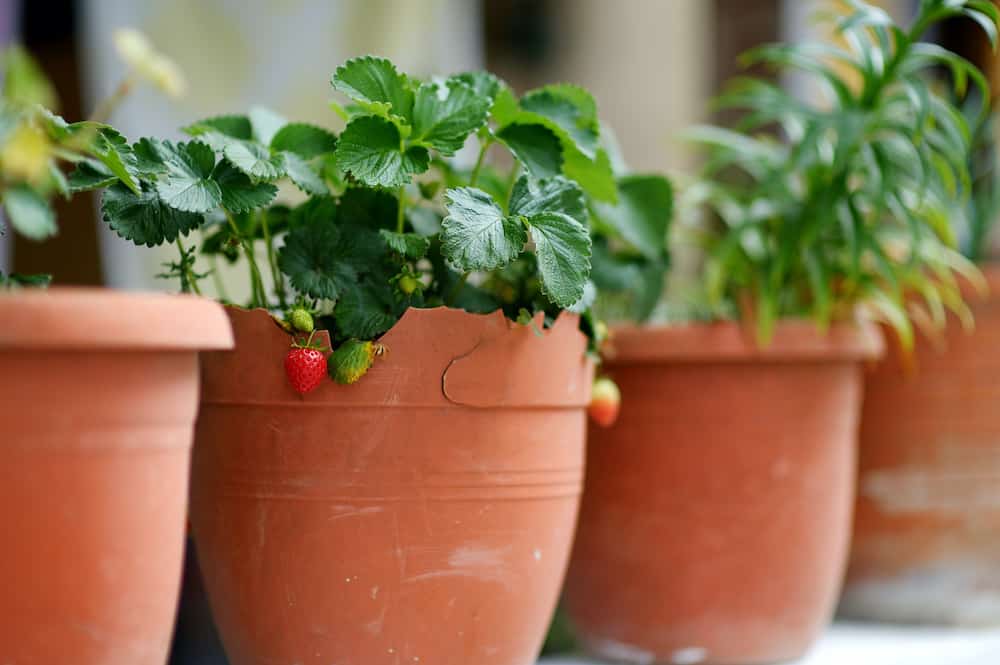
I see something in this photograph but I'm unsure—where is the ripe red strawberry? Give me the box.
[285,347,328,394]
[588,377,621,427]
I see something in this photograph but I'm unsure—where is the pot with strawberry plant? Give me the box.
[0,33,233,665]
[842,15,1000,623]
[76,56,633,665]
[561,2,995,663]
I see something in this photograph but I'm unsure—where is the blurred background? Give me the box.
[6,0,997,296]
[3,2,999,663]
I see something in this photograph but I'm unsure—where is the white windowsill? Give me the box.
[540,623,1000,665]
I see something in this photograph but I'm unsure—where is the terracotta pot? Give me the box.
[0,288,233,665]
[563,320,883,665]
[842,266,1000,625]
[191,306,592,665]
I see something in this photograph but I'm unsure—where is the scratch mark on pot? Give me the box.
[365,604,388,635]
[533,548,542,561]
[672,647,708,664]
[404,545,515,587]
[371,585,380,599]
[328,506,384,522]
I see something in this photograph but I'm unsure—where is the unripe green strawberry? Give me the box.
[330,339,386,384]
[588,377,621,428]
[398,274,419,295]
[289,308,314,333]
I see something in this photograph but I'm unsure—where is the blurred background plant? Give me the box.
[683,0,998,348]
[0,26,182,287]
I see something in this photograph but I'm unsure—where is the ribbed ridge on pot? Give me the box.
[604,319,884,364]
[0,288,234,350]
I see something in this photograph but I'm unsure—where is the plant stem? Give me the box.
[396,186,406,233]
[504,162,522,205]
[445,273,469,306]
[207,253,229,302]
[90,75,137,123]
[469,137,493,187]
[174,237,202,296]
[226,210,267,308]
[260,210,286,308]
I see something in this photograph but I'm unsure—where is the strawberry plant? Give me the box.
[73,56,669,385]
[685,0,998,347]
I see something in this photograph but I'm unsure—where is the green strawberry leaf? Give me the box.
[3,185,55,240]
[563,144,617,202]
[182,114,252,141]
[334,279,400,338]
[331,55,414,123]
[282,152,329,195]
[223,140,287,180]
[155,141,223,213]
[496,123,563,179]
[101,182,204,247]
[127,138,170,179]
[91,129,141,194]
[454,71,502,102]
[411,78,491,155]
[278,221,387,300]
[213,159,278,213]
[67,159,117,193]
[508,174,587,223]
[441,186,527,271]
[270,122,337,159]
[248,107,287,145]
[525,211,592,307]
[379,229,430,259]
[592,174,673,260]
[278,221,355,300]
[521,84,600,158]
[337,187,397,229]
[335,115,429,188]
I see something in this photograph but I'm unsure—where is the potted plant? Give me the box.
[0,34,233,665]
[561,1,995,663]
[74,56,656,665]
[843,27,1000,624]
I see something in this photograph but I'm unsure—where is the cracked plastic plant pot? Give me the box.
[190,305,593,665]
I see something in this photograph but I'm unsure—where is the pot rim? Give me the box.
[604,318,885,364]
[0,287,234,351]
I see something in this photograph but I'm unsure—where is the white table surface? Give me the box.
[540,623,1000,665]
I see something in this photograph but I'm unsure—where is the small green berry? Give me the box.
[398,274,419,295]
[289,308,314,333]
